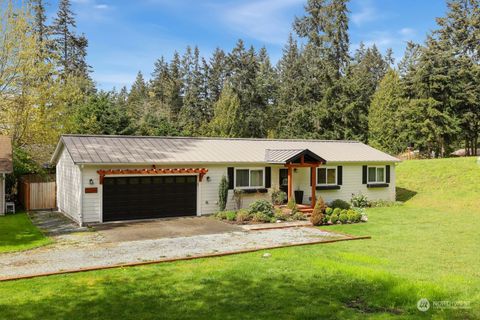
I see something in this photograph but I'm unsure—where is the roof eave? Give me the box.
[50,137,65,164]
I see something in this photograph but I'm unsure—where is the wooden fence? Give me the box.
[19,175,56,210]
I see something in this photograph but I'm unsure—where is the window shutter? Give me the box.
[386,165,391,183]
[362,165,367,184]
[265,167,271,188]
[227,167,234,189]
[337,166,343,185]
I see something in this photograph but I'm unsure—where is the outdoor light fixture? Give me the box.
[89,178,94,185]
[206,176,211,182]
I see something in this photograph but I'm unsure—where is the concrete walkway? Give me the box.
[0,227,348,279]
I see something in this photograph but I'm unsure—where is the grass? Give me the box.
[0,157,479,319]
[0,212,52,253]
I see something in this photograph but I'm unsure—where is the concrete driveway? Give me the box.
[93,217,242,242]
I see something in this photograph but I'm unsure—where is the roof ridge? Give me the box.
[61,134,360,144]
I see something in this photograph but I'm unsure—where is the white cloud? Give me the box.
[94,4,109,10]
[93,72,137,88]
[399,27,416,37]
[216,0,304,45]
[351,0,378,26]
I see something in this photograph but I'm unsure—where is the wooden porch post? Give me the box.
[311,166,316,208]
[287,166,293,200]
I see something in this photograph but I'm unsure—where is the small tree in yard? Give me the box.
[310,196,326,226]
[218,175,229,211]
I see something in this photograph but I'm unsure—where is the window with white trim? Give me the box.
[235,168,264,188]
[368,166,385,183]
[317,167,337,185]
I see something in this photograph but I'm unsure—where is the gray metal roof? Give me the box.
[51,135,400,165]
[265,149,325,164]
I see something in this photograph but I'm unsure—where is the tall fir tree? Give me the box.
[368,70,408,154]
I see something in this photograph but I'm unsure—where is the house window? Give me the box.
[317,167,337,185]
[235,168,264,188]
[368,166,385,183]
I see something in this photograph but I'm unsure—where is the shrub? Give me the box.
[332,208,342,216]
[271,190,287,206]
[330,214,339,224]
[351,193,369,208]
[270,217,278,223]
[286,198,297,210]
[248,200,274,217]
[330,199,351,210]
[251,212,271,223]
[215,211,227,220]
[310,197,326,226]
[236,209,251,223]
[226,211,237,221]
[347,210,356,223]
[218,175,229,211]
[341,209,348,216]
[322,215,330,224]
[325,207,333,215]
[339,213,348,224]
[353,211,362,223]
[274,208,289,221]
[292,211,306,221]
[315,196,327,213]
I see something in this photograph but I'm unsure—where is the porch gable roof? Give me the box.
[265,149,325,164]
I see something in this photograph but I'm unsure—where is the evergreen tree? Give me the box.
[209,85,241,137]
[342,44,389,141]
[51,0,76,75]
[179,46,205,135]
[51,0,89,79]
[74,91,131,135]
[207,48,227,104]
[126,71,149,133]
[294,0,350,76]
[368,70,407,154]
[29,0,48,47]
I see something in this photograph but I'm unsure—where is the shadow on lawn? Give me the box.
[0,263,466,320]
[396,187,418,202]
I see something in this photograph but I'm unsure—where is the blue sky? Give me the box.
[45,0,447,90]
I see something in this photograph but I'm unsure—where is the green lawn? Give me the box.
[0,212,52,253]
[0,157,479,319]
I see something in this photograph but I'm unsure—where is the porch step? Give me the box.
[298,207,313,214]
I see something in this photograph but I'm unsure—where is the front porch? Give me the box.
[266,148,326,213]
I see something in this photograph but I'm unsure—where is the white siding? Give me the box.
[56,148,82,223]
[200,165,272,214]
[77,162,396,224]
[0,173,5,215]
[295,163,396,204]
[81,167,102,223]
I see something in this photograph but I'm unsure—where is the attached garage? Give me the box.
[103,176,197,222]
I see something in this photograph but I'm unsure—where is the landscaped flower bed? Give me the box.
[214,191,374,226]
[214,199,308,224]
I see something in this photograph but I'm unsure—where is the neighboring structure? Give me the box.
[450,148,480,157]
[51,135,400,225]
[0,136,13,215]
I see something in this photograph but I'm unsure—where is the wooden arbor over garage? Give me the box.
[266,149,325,208]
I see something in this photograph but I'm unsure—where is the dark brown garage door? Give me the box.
[103,176,197,222]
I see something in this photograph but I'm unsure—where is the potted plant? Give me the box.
[294,188,304,204]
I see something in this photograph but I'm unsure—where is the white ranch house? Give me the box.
[51,135,400,225]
